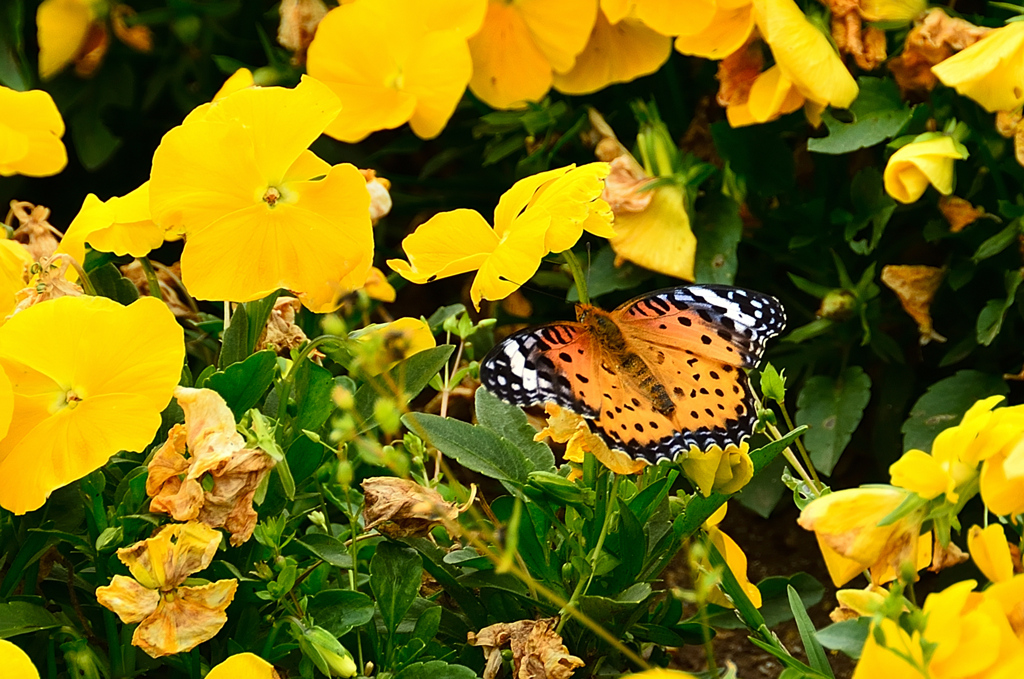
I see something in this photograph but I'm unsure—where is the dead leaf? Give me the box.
[938,196,985,233]
[468,619,584,679]
[278,0,328,64]
[120,260,196,319]
[880,264,946,345]
[11,254,83,316]
[889,9,989,97]
[362,477,461,538]
[255,296,322,360]
[928,535,968,573]
[8,201,60,261]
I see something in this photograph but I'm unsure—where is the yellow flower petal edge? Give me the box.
[62,184,165,258]
[889,449,953,501]
[0,295,184,514]
[883,136,966,204]
[609,184,697,281]
[0,240,34,323]
[968,524,1015,584]
[932,21,1024,114]
[36,0,95,80]
[207,653,279,679]
[351,317,437,376]
[213,68,255,102]
[0,639,40,679]
[0,86,68,178]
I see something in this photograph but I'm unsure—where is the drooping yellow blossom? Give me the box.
[95,522,238,658]
[36,0,100,79]
[969,524,1016,584]
[798,486,927,587]
[149,76,374,313]
[609,182,697,282]
[883,135,967,204]
[208,653,280,679]
[604,0,717,38]
[0,295,183,514]
[703,503,763,608]
[552,8,671,96]
[307,0,482,141]
[213,68,255,101]
[362,267,396,303]
[388,163,612,309]
[978,407,1024,517]
[468,0,597,109]
[0,240,33,322]
[725,64,805,127]
[350,318,437,376]
[932,21,1024,113]
[674,1,755,60]
[535,403,647,475]
[682,443,753,497]
[61,184,165,258]
[147,387,275,546]
[0,86,68,178]
[0,639,39,679]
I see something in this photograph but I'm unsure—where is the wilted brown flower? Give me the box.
[995,110,1024,169]
[362,169,393,224]
[880,264,946,345]
[278,0,328,64]
[111,5,153,52]
[938,195,986,233]
[255,296,322,361]
[928,535,968,573]
[362,477,461,538]
[11,254,83,316]
[889,9,989,97]
[8,201,60,261]
[715,38,763,110]
[825,0,887,71]
[120,260,196,319]
[147,387,275,546]
[73,22,109,78]
[468,619,584,679]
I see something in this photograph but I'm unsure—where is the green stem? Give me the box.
[563,250,590,306]
[64,256,97,296]
[96,561,124,679]
[779,406,821,489]
[138,257,163,301]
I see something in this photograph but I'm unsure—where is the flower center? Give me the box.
[386,68,405,91]
[63,389,82,410]
[262,186,282,208]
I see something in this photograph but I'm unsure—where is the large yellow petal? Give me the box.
[323,84,418,143]
[515,0,598,73]
[63,185,165,258]
[471,210,550,309]
[0,240,32,322]
[494,166,572,235]
[745,65,805,124]
[386,0,487,37]
[388,209,498,284]
[0,639,41,679]
[981,450,1024,516]
[208,654,279,679]
[932,22,1024,113]
[469,2,553,109]
[36,0,94,80]
[529,163,612,253]
[609,184,696,281]
[636,0,716,38]
[888,449,952,500]
[851,619,925,679]
[117,522,222,590]
[0,366,11,441]
[860,0,926,22]
[0,87,67,177]
[133,580,238,658]
[553,13,671,95]
[674,4,754,60]
[404,31,474,140]
[968,524,1015,583]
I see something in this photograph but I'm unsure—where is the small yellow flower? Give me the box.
[932,21,1024,113]
[307,0,481,141]
[625,670,698,679]
[351,317,437,376]
[0,86,67,178]
[362,267,396,303]
[95,522,238,658]
[0,295,184,514]
[969,524,1016,584]
[703,503,763,608]
[207,654,280,679]
[725,64,805,127]
[536,403,647,475]
[681,443,753,497]
[149,76,374,312]
[883,135,968,204]
[61,183,165,258]
[36,0,99,79]
[468,0,597,109]
[387,163,612,309]
[0,639,39,679]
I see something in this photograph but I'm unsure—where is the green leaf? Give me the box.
[0,602,60,639]
[706,572,824,630]
[292,361,337,433]
[972,220,1020,262]
[206,350,277,419]
[410,605,441,644]
[578,583,653,635]
[295,534,353,568]
[694,192,743,284]
[219,304,250,369]
[71,106,122,170]
[307,590,375,637]
[788,585,834,677]
[816,618,870,659]
[976,270,1023,346]
[808,78,914,154]
[0,2,30,90]
[88,263,141,305]
[901,370,1009,452]
[474,388,554,473]
[354,345,454,434]
[370,542,423,636]
[567,246,652,301]
[843,168,896,255]
[796,367,871,475]
[394,661,477,679]
[403,412,531,487]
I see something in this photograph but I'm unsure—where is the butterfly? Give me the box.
[480,285,786,463]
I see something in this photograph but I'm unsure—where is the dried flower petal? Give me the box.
[362,169,393,224]
[132,580,238,658]
[8,202,60,261]
[880,264,946,344]
[111,4,153,52]
[362,477,460,538]
[256,296,319,359]
[938,195,986,233]
[278,0,328,64]
[468,619,583,679]
[889,9,989,97]
[120,260,195,319]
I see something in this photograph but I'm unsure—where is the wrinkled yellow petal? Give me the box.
[471,210,549,309]
[981,449,1024,516]
[468,1,553,109]
[609,183,696,281]
[681,443,752,497]
[387,209,497,284]
[116,522,223,590]
[0,296,183,514]
[535,402,586,445]
[566,427,647,475]
[883,136,965,204]
[529,163,613,252]
[62,185,165,258]
[0,639,40,679]
[133,580,238,658]
[932,22,1024,113]
[495,166,571,235]
[173,387,247,476]
[0,240,33,322]
[889,449,953,501]
[553,12,671,95]
[674,3,754,60]
[860,0,927,23]
[95,574,161,623]
[969,524,1015,583]
[208,653,279,679]
[37,0,95,80]
[213,68,255,101]
[352,317,437,376]
[816,535,869,588]
[0,86,67,178]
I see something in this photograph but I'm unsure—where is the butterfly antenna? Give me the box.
[497,275,564,303]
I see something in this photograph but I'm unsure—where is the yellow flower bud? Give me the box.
[883,135,966,204]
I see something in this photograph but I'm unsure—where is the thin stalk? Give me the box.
[562,250,590,306]
[223,301,232,330]
[778,406,821,489]
[138,257,163,301]
[64,257,97,296]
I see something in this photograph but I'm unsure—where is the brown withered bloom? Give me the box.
[889,9,989,97]
[938,195,986,233]
[278,0,328,64]
[586,109,654,215]
[255,296,322,361]
[362,477,461,538]
[880,264,946,345]
[468,619,584,679]
[111,4,154,53]
[362,169,393,224]
[120,260,196,319]
[995,110,1024,169]
[928,535,968,573]
[11,254,83,316]
[715,38,763,110]
[147,387,275,546]
[8,201,61,261]
[823,0,887,71]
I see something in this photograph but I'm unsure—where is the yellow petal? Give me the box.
[362,267,396,302]
[387,209,497,284]
[213,67,255,102]
[116,522,223,590]
[860,0,927,23]
[515,0,597,73]
[968,524,1015,583]
[0,240,33,322]
[850,618,925,679]
[529,163,613,252]
[471,210,549,309]
[132,580,238,658]
[208,654,280,679]
[96,574,161,623]
[883,136,964,204]
[889,449,953,501]
[637,0,716,37]
[552,12,671,95]
[745,65,805,124]
[468,1,554,109]
[37,0,94,80]
[981,450,1024,516]
[63,184,165,258]
[673,4,755,60]
[0,296,184,514]
[494,166,571,235]
[707,525,762,608]
[404,30,474,139]
[535,402,587,444]
[609,183,696,281]
[352,317,437,376]
[0,639,40,679]
[816,535,870,588]
[932,22,1024,113]
[0,86,67,178]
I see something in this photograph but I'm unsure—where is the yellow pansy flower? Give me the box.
[95,522,238,658]
[932,21,1024,113]
[468,0,597,109]
[387,163,612,309]
[703,503,762,608]
[307,0,481,141]
[0,639,39,679]
[674,0,755,60]
[213,67,255,101]
[681,443,753,497]
[149,76,373,313]
[0,86,67,178]
[969,524,1015,584]
[625,669,698,679]
[798,486,926,587]
[36,0,99,79]
[0,296,183,514]
[61,183,165,258]
[605,0,717,37]
[208,653,280,679]
[883,135,967,204]
[0,240,33,322]
[350,317,437,376]
[552,7,671,95]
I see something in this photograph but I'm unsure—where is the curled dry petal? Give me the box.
[11,254,83,316]
[938,195,986,233]
[880,264,946,345]
[362,169,393,224]
[256,296,320,360]
[468,619,584,679]
[277,0,328,64]
[8,201,60,261]
[146,424,203,520]
[888,9,989,97]
[602,157,655,215]
[133,580,239,658]
[362,477,460,538]
[120,260,196,319]
[116,522,223,591]
[96,574,161,623]
[928,534,968,573]
[111,4,153,52]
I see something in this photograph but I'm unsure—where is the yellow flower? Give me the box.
[674,0,755,60]
[307,0,481,141]
[351,317,437,376]
[0,86,67,178]
[0,639,39,679]
[387,163,612,309]
[981,434,1024,516]
[468,0,597,109]
[536,403,647,475]
[61,183,165,258]
[362,267,396,303]
[625,670,698,679]
[932,21,1024,113]
[969,524,1015,583]
[95,522,238,658]
[0,240,33,322]
[609,183,697,282]
[213,67,255,101]
[860,0,927,22]
[798,487,926,587]
[605,0,718,37]
[724,64,805,127]
[208,654,280,679]
[552,8,671,96]
[0,295,184,514]
[682,443,752,497]
[703,503,762,608]
[883,135,967,204]
[149,76,373,312]
[36,0,99,79]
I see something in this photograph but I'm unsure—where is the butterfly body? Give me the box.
[481,285,786,463]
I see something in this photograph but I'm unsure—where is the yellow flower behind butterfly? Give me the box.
[149,76,373,312]
[207,654,279,679]
[387,163,613,309]
[703,503,762,608]
[0,86,67,178]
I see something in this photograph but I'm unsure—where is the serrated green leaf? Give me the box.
[474,388,554,473]
[403,412,531,487]
[796,367,872,475]
[902,370,1009,452]
[370,542,424,636]
[808,78,914,155]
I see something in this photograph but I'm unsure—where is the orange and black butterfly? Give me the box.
[480,285,786,462]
